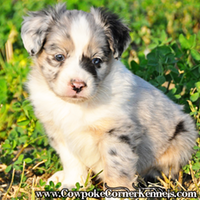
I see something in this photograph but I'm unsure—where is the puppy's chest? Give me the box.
[58,106,114,137]
[57,111,114,167]
[43,103,114,152]
[63,114,114,147]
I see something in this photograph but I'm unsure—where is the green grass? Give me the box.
[0,0,200,199]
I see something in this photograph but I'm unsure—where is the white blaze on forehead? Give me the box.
[70,15,92,56]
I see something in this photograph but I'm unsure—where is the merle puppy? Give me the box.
[21,3,197,189]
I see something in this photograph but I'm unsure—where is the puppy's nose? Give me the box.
[70,79,87,93]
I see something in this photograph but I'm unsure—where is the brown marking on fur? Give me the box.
[37,50,47,67]
[155,145,181,177]
[68,118,116,174]
[84,118,115,138]
[84,35,111,63]
[46,56,54,66]
[36,28,75,73]
[37,38,75,81]
[44,29,75,56]
[36,53,59,81]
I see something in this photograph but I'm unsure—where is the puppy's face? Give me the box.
[37,13,112,102]
[21,4,130,102]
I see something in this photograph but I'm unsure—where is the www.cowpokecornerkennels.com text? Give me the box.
[35,187,197,199]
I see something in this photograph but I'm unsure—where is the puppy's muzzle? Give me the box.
[70,79,87,94]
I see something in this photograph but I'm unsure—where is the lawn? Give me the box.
[0,0,200,199]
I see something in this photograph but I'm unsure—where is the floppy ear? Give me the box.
[21,3,67,56]
[91,8,131,59]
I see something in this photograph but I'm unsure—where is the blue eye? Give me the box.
[55,54,65,62]
[92,58,102,65]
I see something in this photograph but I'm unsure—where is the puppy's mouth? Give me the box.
[59,95,88,103]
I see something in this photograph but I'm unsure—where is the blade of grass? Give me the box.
[15,161,25,197]
[31,175,36,200]
[91,170,103,180]
[3,168,15,200]
[189,161,200,193]
[84,168,93,187]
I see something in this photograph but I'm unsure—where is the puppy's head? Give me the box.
[21,3,130,102]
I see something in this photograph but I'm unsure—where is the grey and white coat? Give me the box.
[21,4,197,189]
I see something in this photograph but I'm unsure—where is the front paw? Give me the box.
[47,170,77,189]
[47,170,64,187]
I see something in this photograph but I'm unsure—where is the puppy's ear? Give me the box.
[21,3,66,56]
[91,8,131,59]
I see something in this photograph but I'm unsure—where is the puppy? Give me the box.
[21,3,197,189]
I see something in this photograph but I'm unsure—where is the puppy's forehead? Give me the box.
[45,11,106,56]
[70,13,93,54]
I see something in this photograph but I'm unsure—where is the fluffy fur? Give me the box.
[21,3,197,189]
